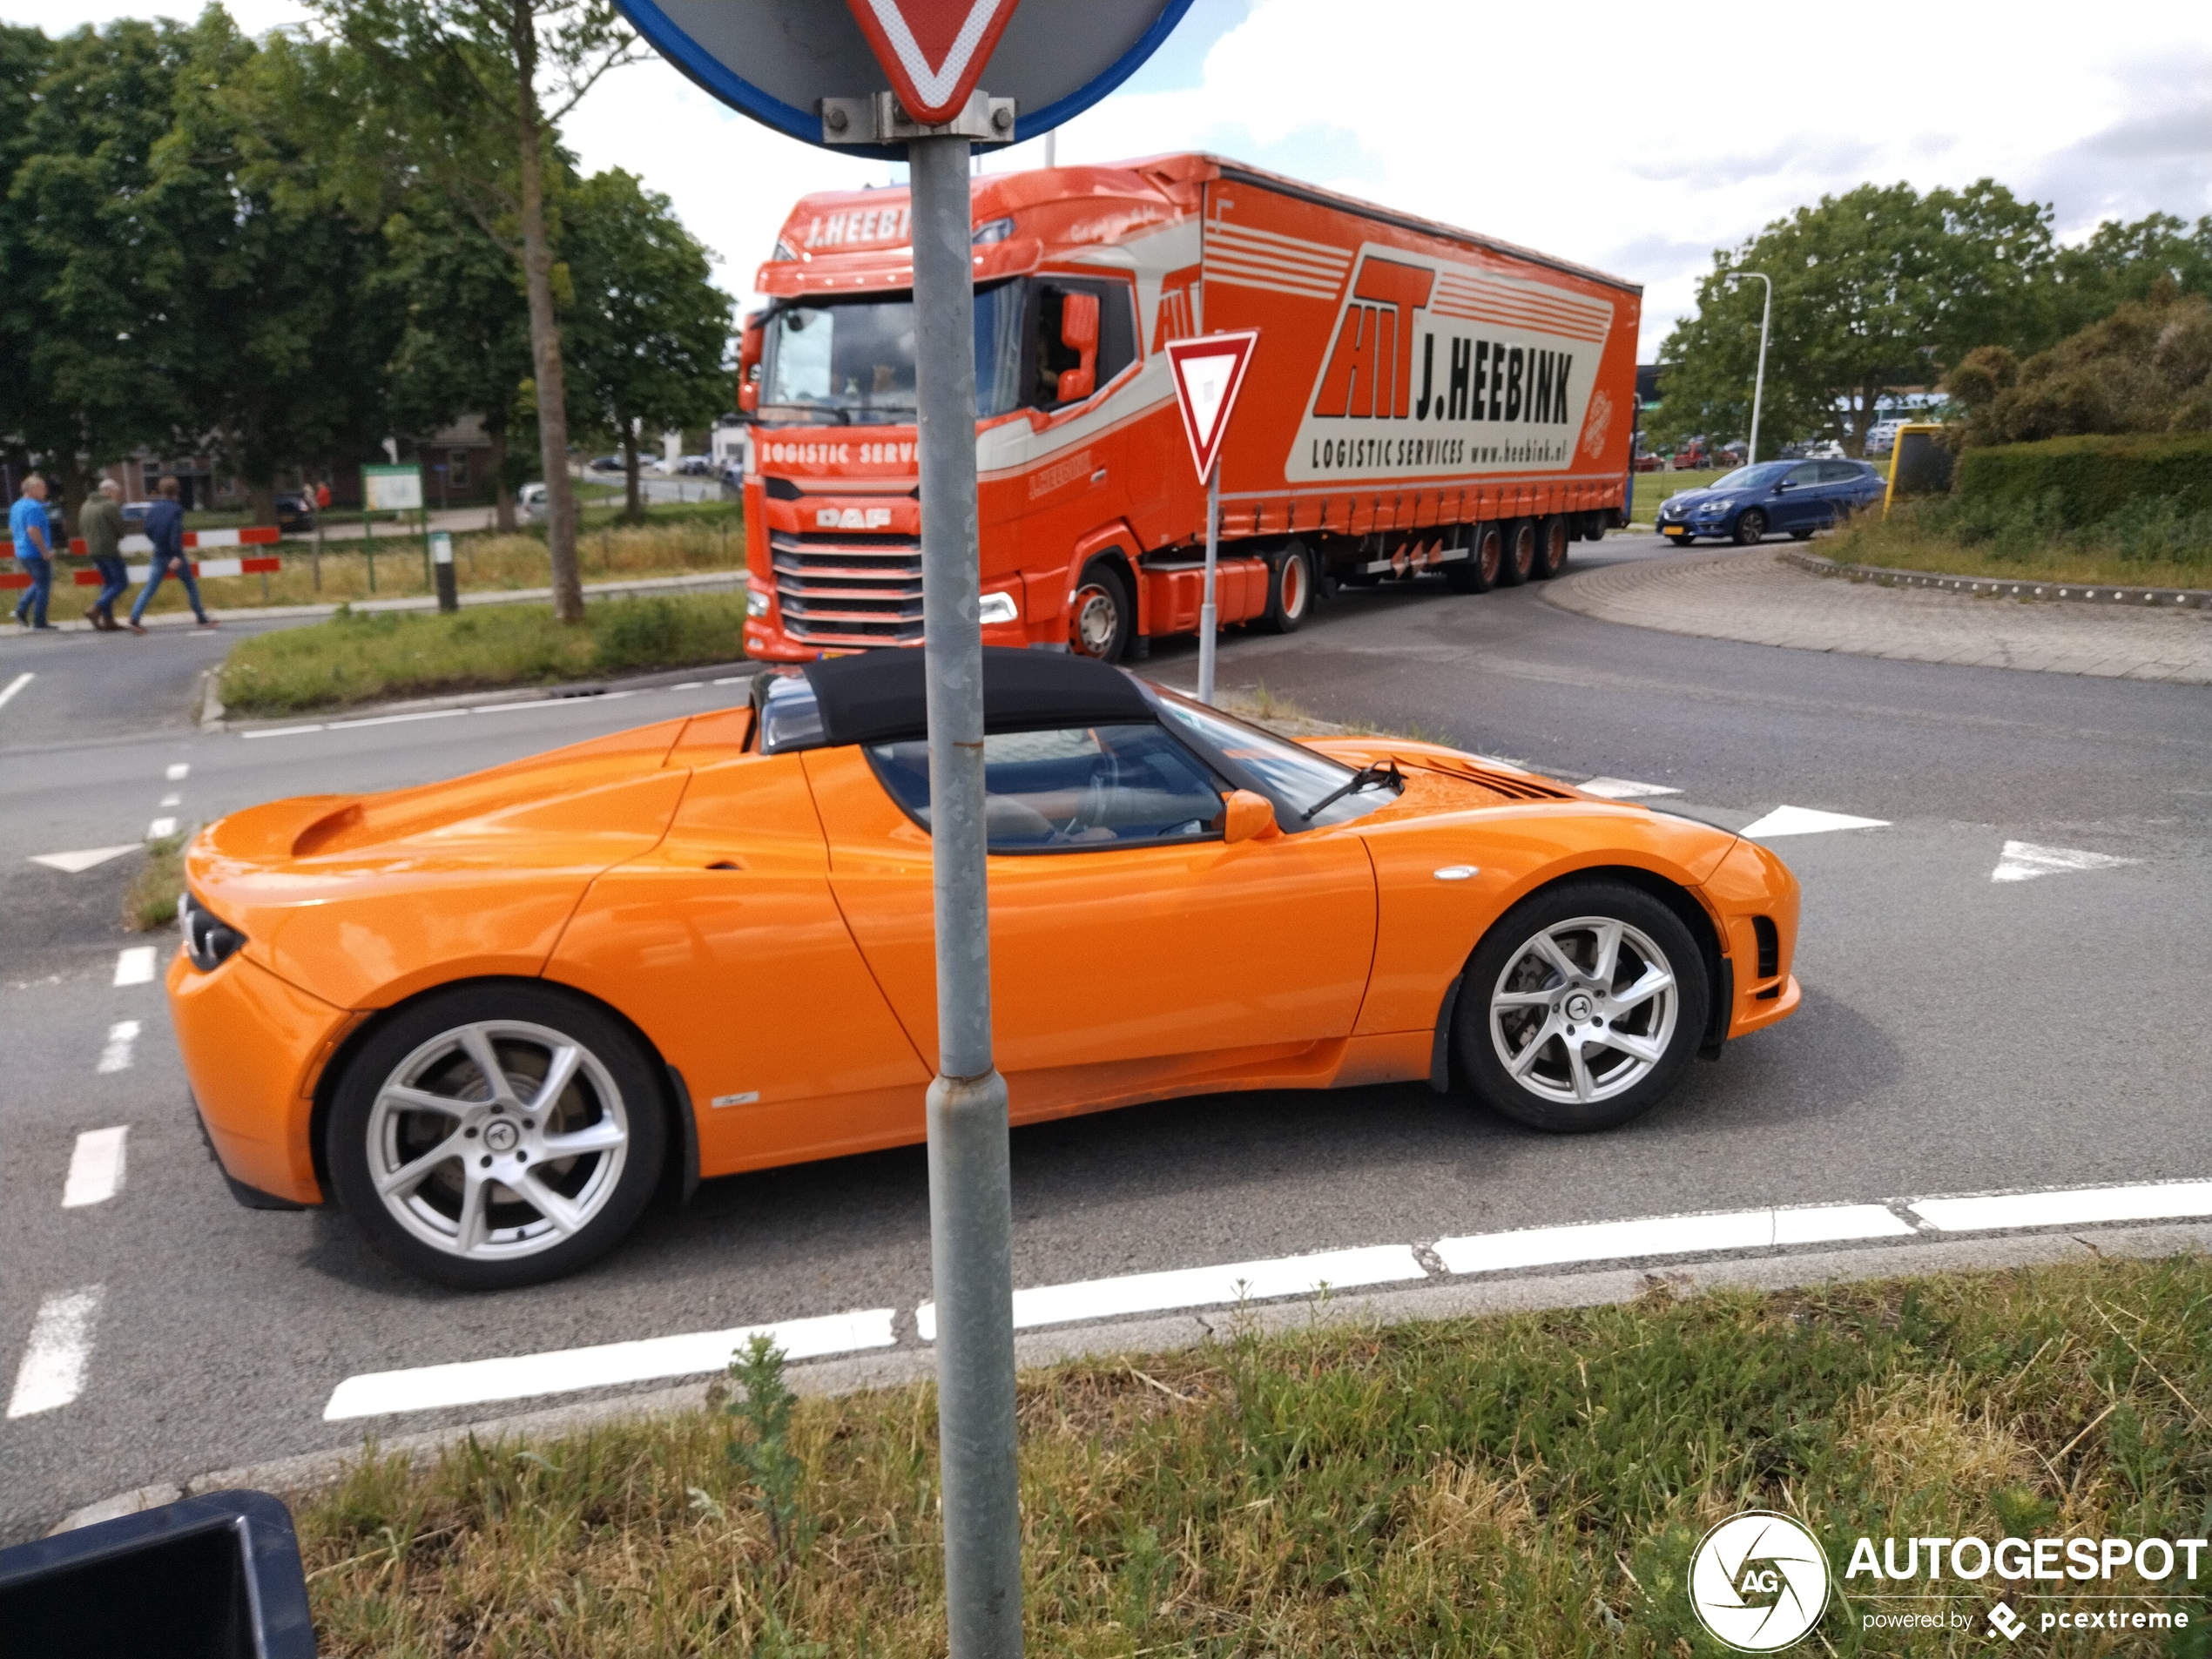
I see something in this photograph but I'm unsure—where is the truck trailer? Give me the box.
[737,152,1642,663]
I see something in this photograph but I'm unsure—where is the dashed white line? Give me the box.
[322,1308,897,1420]
[145,816,178,840]
[326,708,472,731]
[159,793,181,808]
[1739,804,1892,840]
[1909,1181,2212,1233]
[241,724,324,740]
[95,1020,141,1074]
[1433,1204,1912,1277]
[165,763,190,780]
[7,1287,105,1418]
[112,947,158,987]
[62,1127,130,1207]
[0,671,32,711]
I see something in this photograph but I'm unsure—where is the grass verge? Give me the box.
[299,1255,2212,1656]
[122,830,187,931]
[1824,499,2211,590]
[217,593,747,716]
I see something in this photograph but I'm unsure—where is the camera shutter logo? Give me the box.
[1689,1511,1831,1652]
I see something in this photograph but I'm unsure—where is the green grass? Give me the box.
[217,593,747,715]
[1629,469,1726,524]
[299,1255,2212,1656]
[122,830,187,931]
[1822,497,2211,590]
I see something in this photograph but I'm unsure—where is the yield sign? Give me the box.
[1164,330,1259,484]
[843,0,1022,125]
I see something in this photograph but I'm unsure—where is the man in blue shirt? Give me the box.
[9,475,56,631]
[126,475,214,632]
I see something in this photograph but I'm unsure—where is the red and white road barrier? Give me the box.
[3,526,282,589]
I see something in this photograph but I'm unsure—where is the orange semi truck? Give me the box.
[737,152,1642,664]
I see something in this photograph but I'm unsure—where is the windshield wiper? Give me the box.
[1299,759,1405,820]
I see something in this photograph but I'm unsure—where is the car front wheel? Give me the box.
[327,983,668,1289]
[1733,509,1769,546]
[1454,880,1709,1132]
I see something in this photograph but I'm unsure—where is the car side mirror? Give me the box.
[1056,292,1099,402]
[1222,788,1278,845]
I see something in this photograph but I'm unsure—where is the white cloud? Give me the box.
[16,0,2211,357]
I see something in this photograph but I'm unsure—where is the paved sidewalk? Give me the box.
[1544,547,2212,683]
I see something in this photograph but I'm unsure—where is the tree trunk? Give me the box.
[247,479,279,527]
[512,1,582,622]
[621,423,642,521]
[486,415,516,533]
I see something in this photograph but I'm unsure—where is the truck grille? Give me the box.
[770,529,924,647]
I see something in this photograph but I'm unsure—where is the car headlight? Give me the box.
[178,888,246,972]
[1700,497,1734,513]
[745,585,771,619]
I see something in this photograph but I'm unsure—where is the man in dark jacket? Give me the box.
[79,479,130,631]
[126,476,214,632]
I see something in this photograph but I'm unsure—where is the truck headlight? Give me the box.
[977,590,1019,625]
[746,586,771,619]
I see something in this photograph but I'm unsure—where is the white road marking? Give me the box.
[159,793,181,808]
[28,846,139,874]
[914,1244,1428,1344]
[1990,840,2138,884]
[469,698,561,714]
[322,1308,896,1420]
[326,708,471,731]
[0,671,32,711]
[145,817,177,840]
[165,763,190,780]
[1739,804,1892,840]
[1579,777,1683,799]
[241,724,324,739]
[6,1287,104,1418]
[1909,1181,2212,1233]
[1433,1204,1912,1276]
[94,1021,140,1075]
[112,947,158,987]
[713,675,752,685]
[62,1127,130,1206]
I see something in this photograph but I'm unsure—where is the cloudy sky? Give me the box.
[16,0,2212,356]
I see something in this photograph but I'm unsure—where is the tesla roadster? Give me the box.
[171,650,1800,1288]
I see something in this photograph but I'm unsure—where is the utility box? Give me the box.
[1885,423,1954,509]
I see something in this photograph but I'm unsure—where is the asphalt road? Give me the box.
[3,532,2207,1540]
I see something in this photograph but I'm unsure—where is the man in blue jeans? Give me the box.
[9,474,56,631]
[126,475,215,632]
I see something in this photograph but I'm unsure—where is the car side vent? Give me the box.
[764,475,804,501]
[1752,916,1779,980]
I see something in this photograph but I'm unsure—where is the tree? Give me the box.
[311,0,641,621]
[1654,180,2055,455]
[1945,286,2212,446]
[0,23,55,479]
[2048,212,2212,339]
[562,168,730,520]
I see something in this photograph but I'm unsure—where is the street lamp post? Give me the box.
[1727,271,1771,465]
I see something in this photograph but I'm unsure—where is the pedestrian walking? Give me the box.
[8,474,57,631]
[126,476,216,633]
[79,478,131,631]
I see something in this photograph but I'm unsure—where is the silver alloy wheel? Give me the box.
[1069,582,1119,657]
[364,1018,631,1262]
[1488,914,1679,1104]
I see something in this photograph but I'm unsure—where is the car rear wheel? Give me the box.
[1495,519,1536,586]
[1258,541,1315,634]
[1068,558,1134,662]
[1444,523,1501,593]
[1789,529,1816,541]
[1453,880,1709,1132]
[1532,516,1571,580]
[1732,509,1768,546]
[327,983,668,1289]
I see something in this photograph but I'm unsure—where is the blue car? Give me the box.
[1656,458,1886,546]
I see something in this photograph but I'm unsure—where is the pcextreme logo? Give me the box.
[1689,1512,1831,1652]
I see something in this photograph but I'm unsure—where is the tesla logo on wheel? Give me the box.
[1689,1511,1831,1651]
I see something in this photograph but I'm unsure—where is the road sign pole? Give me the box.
[911,128,1023,1659]
[1197,462,1219,704]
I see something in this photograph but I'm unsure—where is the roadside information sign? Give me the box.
[1165,329,1260,484]
[360,463,422,513]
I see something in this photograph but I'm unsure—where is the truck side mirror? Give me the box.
[1221,788,1278,845]
[1056,292,1099,402]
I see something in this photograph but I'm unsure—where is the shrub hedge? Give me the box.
[1956,431,2212,525]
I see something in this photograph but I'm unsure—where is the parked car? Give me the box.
[166,649,1802,1288]
[519,482,550,524]
[584,454,625,474]
[274,490,315,532]
[1632,454,1664,473]
[1865,421,1909,456]
[672,455,717,475]
[1802,440,1846,461]
[1655,458,1886,545]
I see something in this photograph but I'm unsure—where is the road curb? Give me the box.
[46,1218,2210,1538]
[210,658,759,734]
[1780,549,2212,610]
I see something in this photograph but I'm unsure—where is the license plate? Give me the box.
[1662,526,1686,537]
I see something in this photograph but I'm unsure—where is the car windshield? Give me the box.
[1704,462,1796,491]
[1148,685,1395,829]
[759,280,1024,426]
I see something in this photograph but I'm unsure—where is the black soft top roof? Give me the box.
[800,647,1152,746]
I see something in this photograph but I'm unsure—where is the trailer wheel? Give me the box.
[1532,516,1571,580]
[1582,513,1608,543]
[1495,519,1536,586]
[1258,543,1314,634]
[1068,558,1134,662]
[1445,523,1501,593]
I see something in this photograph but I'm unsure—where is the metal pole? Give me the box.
[1731,271,1772,467]
[1043,129,1055,168]
[1196,463,1219,704]
[909,130,1022,1659]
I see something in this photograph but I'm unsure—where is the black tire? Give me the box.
[1444,523,1501,593]
[1258,541,1315,634]
[1582,513,1608,543]
[1494,518,1536,586]
[1732,509,1768,546]
[1453,880,1709,1132]
[1531,516,1571,580]
[327,981,670,1289]
[1068,557,1135,662]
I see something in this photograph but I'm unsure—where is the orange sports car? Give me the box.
[171,650,1799,1288]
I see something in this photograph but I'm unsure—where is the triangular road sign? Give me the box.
[1738,805,1890,840]
[28,845,141,874]
[844,0,1022,125]
[1164,330,1259,484]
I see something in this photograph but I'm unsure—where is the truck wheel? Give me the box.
[1495,519,1536,586]
[1532,516,1571,580]
[1444,523,1501,593]
[1068,559,1134,662]
[1258,543,1314,634]
[1582,513,1608,543]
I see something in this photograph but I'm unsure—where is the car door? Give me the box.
[804,725,1377,1109]
[1771,461,1823,530]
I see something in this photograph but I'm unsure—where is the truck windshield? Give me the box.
[760,280,1025,425]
